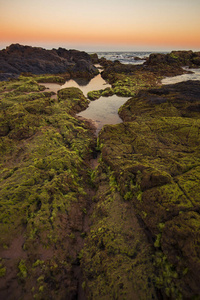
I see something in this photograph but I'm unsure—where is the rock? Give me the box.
[87,88,114,100]
[71,59,99,77]
[144,50,200,76]
[0,75,96,299]
[97,78,200,299]
[90,53,99,64]
[0,44,99,80]
[87,90,102,100]
[55,47,91,63]
[161,211,200,298]
[134,56,147,61]
[119,80,200,121]
[57,87,90,114]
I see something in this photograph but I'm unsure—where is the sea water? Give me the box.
[95,51,154,64]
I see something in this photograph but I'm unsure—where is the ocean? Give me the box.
[95,51,200,84]
[95,51,168,65]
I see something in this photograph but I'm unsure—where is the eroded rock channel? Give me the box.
[0,46,200,300]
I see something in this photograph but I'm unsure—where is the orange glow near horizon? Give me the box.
[0,0,200,51]
[2,27,199,50]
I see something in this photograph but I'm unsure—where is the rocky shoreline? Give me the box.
[0,45,200,299]
[0,44,99,81]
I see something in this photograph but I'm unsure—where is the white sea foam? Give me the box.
[96,51,154,64]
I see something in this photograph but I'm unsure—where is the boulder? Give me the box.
[0,44,99,80]
[90,53,99,64]
[144,50,200,76]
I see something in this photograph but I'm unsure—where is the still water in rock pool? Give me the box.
[77,95,128,134]
[162,68,200,84]
[44,74,129,134]
[44,74,110,95]
[44,68,200,135]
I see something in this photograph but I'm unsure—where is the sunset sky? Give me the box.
[0,0,200,52]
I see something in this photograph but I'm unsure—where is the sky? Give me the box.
[0,0,200,52]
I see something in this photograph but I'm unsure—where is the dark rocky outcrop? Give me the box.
[119,80,200,121]
[0,44,99,81]
[90,53,99,64]
[99,51,200,79]
[146,50,200,67]
[144,50,200,76]
[134,56,147,61]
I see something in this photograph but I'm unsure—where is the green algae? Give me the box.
[81,163,157,299]
[87,87,114,100]
[87,90,102,100]
[95,80,200,299]
[57,87,89,113]
[34,74,69,84]
[18,259,28,279]
[153,251,182,300]
[86,71,159,99]
[1,67,200,299]
[106,71,161,96]
[0,75,96,299]
[0,260,6,278]
[101,87,114,97]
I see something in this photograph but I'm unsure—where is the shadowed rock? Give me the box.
[0,44,99,80]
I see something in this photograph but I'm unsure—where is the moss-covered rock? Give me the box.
[87,87,114,101]
[101,87,114,97]
[87,90,102,100]
[57,87,90,114]
[34,74,70,83]
[119,80,200,121]
[96,80,200,299]
[0,75,96,299]
[81,162,158,299]
[1,60,200,300]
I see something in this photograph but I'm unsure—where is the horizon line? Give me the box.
[0,42,199,53]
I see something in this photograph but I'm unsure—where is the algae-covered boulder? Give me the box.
[87,90,102,100]
[87,87,114,100]
[57,87,89,114]
[144,50,200,76]
[119,80,200,121]
[101,87,114,97]
[101,68,161,97]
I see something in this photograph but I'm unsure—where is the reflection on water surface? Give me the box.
[44,74,110,96]
[44,74,128,134]
[43,67,200,134]
[77,95,129,135]
[162,68,200,85]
